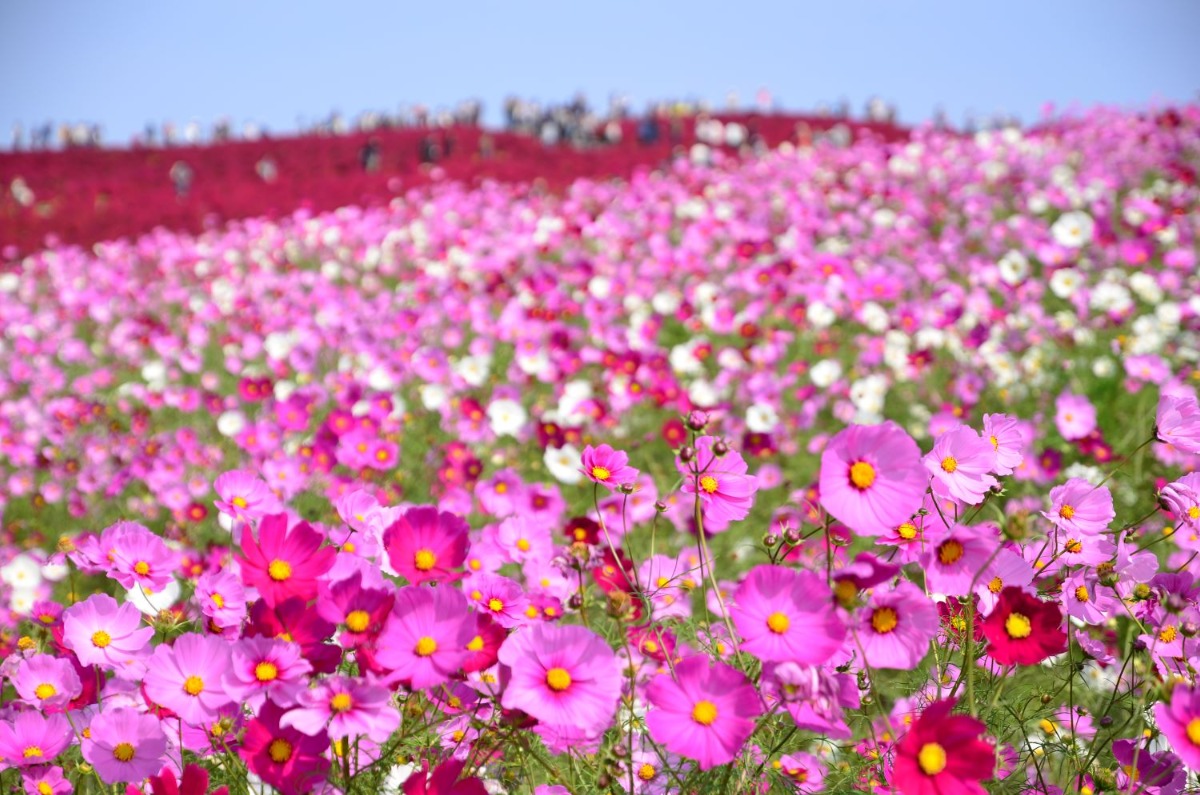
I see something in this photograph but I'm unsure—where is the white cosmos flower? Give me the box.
[487,399,527,438]
[1049,268,1083,299]
[216,411,246,437]
[1051,211,1094,248]
[809,359,843,389]
[997,251,1030,285]
[419,384,447,411]
[0,554,42,591]
[807,301,836,329]
[455,354,491,387]
[125,579,182,616]
[745,402,779,433]
[544,445,583,485]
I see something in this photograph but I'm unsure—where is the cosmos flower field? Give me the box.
[2,105,1200,794]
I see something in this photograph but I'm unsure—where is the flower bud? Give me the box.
[763,534,779,547]
[784,527,802,545]
[654,501,668,513]
[712,439,729,456]
[685,410,710,431]
[678,446,695,463]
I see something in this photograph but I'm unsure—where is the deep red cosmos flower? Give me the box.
[892,697,993,795]
[981,586,1067,666]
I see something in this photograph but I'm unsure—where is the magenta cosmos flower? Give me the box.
[1153,683,1200,771]
[730,565,846,665]
[891,698,992,795]
[143,632,234,725]
[383,506,470,585]
[1161,473,1200,528]
[857,581,939,669]
[645,656,764,770]
[818,422,926,537]
[240,700,330,795]
[375,584,476,689]
[11,653,82,711]
[0,712,72,767]
[924,427,998,506]
[107,521,176,592]
[281,675,400,742]
[1157,394,1200,454]
[81,707,169,784]
[61,593,154,669]
[1042,478,1114,536]
[677,436,759,525]
[580,443,639,490]
[497,623,622,732]
[239,514,336,607]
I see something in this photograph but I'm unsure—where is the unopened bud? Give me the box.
[685,410,709,431]
[679,446,695,463]
[1181,621,1198,638]
[712,440,729,456]
[1040,693,1052,705]
[654,501,668,513]
[763,534,779,547]
[618,483,636,495]
[568,594,584,610]
[784,528,802,545]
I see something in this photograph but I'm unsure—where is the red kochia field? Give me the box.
[0,105,1199,795]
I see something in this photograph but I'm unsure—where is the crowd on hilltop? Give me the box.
[4,91,922,153]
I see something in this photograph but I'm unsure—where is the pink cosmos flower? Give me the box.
[81,707,169,784]
[1043,478,1114,536]
[383,506,470,585]
[818,422,926,537]
[891,698,992,795]
[497,623,622,732]
[645,656,764,770]
[1156,394,1200,454]
[777,751,826,792]
[0,712,72,767]
[981,413,1026,476]
[1055,392,1097,441]
[924,427,998,506]
[1153,683,1200,771]
[464,572,529,628]
[580,444,639,490]
[678,436,759,526]
[281,675,401,742]
[1160,473,1200,528]
[224,637,313,710]
[11,654,82,711]
[402,758,488,795]
[761,662,858,740]
[214,469,280,521]
[143,632,235,725]
[107,522,176,592]
[315,571,393,649]
[239,700,330,795]
[857,581,939,669]
[921,524,995,597]
[195,569,247,630]
[730,565,846,665]
[20,766,73,795]
[239,514,336,607]
[375,585,476,689]
[62,593,154,669]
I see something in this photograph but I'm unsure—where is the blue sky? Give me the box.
[1,1,1197,144]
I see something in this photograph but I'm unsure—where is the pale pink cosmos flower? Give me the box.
[818,422,926,537]
[924,427,999,505]
[11,654,82,711]
[61,593,154,670]
[143,633,235,726]
[1043,478,1115,536]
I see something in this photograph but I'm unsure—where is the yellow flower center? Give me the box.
[1039,718,1057,736]
[232,496,249,509]
[1160,625,1178,643]
[345,610,370,633]
[766,611,790,634]
[1074,585,1089,602]
[268,738,293,763]
[467,635,484,652]
[268,560,292,581]
[1059,504,1076,520]
[1065,539,1083,554]
[38,783,53,795]
[330,693,353,713]
[989,435,999,449]
[487,598,504,612]
[211,593,225,608]
[255,661,279,682]
[1005,612,1032,639]
[1186,718,1200,746]
[692,700,718,725]
[591,466,611,481]
[834,579,858,606]
[34,683,56,700]
[849,461,876,489]
[937,540,964,565]
[112,742,136,762]
[545,667,572,692]
[988,576,1003,593]
[897,522,918,540]
[642,640,660,654]
[940,456,958,473]
[699,475,719,493]
[23,746,43,759]
[917,742,947,775]
[638,763,657,781]
[871,607,899,634]
[414,549,437,571]
[1189,506,1200,520]
[134,561,150,576]
[516,538,531,552]
[415,637,438,657]
[91,630,111,648]
[183,675,205,695]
